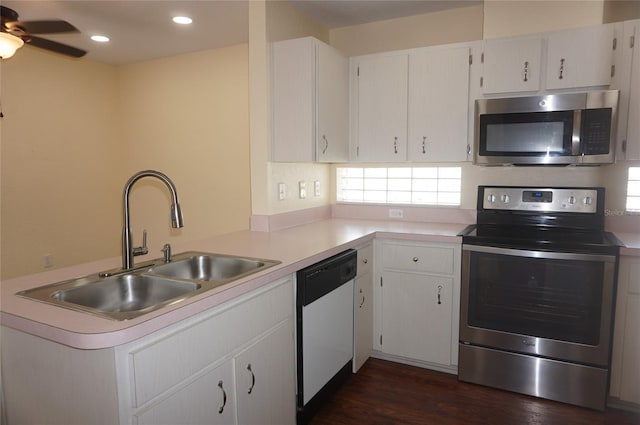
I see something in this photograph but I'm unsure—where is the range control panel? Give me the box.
[481,187,599,213]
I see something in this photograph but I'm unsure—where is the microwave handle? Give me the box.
[571,110,582,155]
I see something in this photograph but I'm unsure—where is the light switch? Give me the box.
[314,181,320,197]
[278,183,286,200]
[299,181,306,199]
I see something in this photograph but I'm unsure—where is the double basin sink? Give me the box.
[18,252,281,321]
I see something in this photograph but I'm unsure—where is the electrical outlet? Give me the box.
[388,208,404,219]
[314,181,320,197]
[299,181,307,199]
[42,254,53,268]
[278,183,286,201]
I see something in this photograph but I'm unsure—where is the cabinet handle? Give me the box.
[359,288,365,308]
[393,137,398,154]
[218,380,227,414]
[437,285,442,305]
[247,363,256,394]
[558,58,565,80]
[362,258,368,264]
[322,135,328,155]
[522,61,529,82]
[422,136,427,154]
[412,257,419,262]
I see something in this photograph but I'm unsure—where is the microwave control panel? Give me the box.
[482,187,598,213]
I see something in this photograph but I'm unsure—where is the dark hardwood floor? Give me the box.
[310,359,640,425]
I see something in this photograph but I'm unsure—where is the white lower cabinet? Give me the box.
[610,255,640,406]
[353,242,374,372]
[374,240,461,373]
[1,276,295,425]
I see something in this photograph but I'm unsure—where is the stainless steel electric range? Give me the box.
[458,186,622,411]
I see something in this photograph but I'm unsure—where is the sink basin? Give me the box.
[149,252,281,282]
[17,251,281,321]
[52,274,199,313]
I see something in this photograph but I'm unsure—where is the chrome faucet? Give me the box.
[122,170,184,270]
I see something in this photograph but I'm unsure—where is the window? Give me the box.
[627,167,640,212]
[337,167,461,206]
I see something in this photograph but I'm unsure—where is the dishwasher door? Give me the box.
[301,279,354,404]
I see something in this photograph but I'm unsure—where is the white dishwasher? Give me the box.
[296,249,356,424]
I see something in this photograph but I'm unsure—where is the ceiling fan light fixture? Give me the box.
[0,32,24,59]
[172,16,193,25]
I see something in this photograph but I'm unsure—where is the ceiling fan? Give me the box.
[0,5,87,59]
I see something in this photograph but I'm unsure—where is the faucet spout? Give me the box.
[122,170,184,270]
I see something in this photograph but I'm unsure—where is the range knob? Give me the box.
[568,196,576,205]
[500,194,510,203]
[487,194,497,203]
[583,196,593,205]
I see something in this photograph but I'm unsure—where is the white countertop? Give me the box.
[0,218,465,350]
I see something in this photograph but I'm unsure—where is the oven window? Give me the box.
[468,252,603,345]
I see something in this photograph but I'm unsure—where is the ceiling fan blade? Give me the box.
[11,20,79,34]
[24,35,87,58]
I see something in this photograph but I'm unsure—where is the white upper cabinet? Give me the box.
[352,53,409,162]
[545,24,616,90]
[408,47,471,162]
[482,36,542,94]
[272,37,348,162]
[481,24,617,95]
[618,20,640,160]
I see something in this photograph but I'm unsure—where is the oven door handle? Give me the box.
[462,244,617,263]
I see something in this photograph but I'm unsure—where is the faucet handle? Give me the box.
[161,243,172,263]
[132,229,149,257]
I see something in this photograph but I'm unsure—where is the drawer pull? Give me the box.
[247,363,256,394]
[218,380,227,414]
[362,258,368,264]
[412,257,419,262]
[437,285,442,305]
[359,288,365,308]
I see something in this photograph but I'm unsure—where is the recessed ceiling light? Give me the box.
[172,16,193,25]
[91,35,110,43]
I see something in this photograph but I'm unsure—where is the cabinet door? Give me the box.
[408,47,470,162]
[317,42,349,162]
[136,360,236,425]
[272,37,314,162]
[354,54,408,161]
[626,21,640,160]
[482,36,542,94]
[234,320,295,425]
[380,271,453,366]
[353,244,374,373]
[545,25,615,90]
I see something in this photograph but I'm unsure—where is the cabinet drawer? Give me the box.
[357,243,373,277]
[382,243,455,275]
[128,277,293,407]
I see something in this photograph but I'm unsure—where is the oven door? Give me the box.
[460,244,617,366]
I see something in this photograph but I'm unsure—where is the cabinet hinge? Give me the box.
[380,335,383,345]
[481,52,484,64]
[611,65,615,78]
[622,139,627,154]
[632,35,636,49]
[356,146,360,157]
[469,54,473,65]
[613,37,617,51]
[380,276,383,287]
[480,76,484,87]
[357,66,360,77]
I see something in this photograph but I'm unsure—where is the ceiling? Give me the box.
[2,0,480,65]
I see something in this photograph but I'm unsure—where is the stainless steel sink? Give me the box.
[17,251,280,321]
[149,252,280,282]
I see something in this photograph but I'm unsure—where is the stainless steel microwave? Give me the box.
[474,90,619,166]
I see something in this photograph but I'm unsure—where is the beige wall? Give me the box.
[1,49,122,278]
[118,45,251,259]
[330,4,484,56]
[483,0,605,39]
[1,44,250,279]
